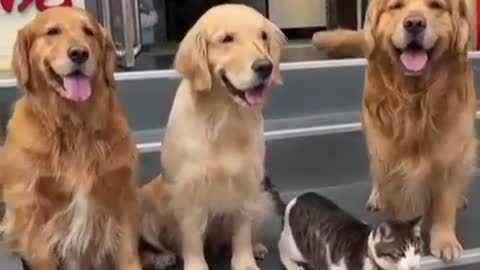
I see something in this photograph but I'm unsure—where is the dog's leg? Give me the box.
[117,219,143,270]
[21,234,57,270]
[366,159,384,212]
[180,209,209,270]
[429,166,471,262]
[231,213,259,270]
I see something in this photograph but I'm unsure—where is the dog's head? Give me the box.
[12,7,115,102]
[364,0,470,76]
[174,4,286,107]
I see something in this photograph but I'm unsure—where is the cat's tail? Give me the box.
[263,175,286,216]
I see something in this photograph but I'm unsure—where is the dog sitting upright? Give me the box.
[0,7,141,270]
[139,4,286,270]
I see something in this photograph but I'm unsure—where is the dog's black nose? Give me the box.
[403,15,426,34]
[68,46,89,64]
[252,59,273,80]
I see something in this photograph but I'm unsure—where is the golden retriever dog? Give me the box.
[139,4,285,270]
[0,7,142,270]
[312,0,476,263]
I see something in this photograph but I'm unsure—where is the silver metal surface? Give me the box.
[100,0,141,68]
[356,0,362,30]
[421,249,480,270]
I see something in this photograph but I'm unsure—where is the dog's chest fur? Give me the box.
[47,192,119,269]
[34,124,122,269]
[163,94,266,214]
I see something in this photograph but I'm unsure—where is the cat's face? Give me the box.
[368,216,424,270]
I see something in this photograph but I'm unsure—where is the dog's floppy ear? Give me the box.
[12,27,31,91]
[99,25,117,88]
[363,0,383,56]
[266,21,286,85]
[174,24,211,92]
[452,0,470,54]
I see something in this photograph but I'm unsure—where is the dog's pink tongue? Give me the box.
[400,50,428,72]
[63,76,91,102]
[246,89,265,105]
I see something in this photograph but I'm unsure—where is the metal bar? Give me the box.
[420,248,480,270]
[1,111,479,154]
[122,0,135,68]
[134,111,480,153]
[356,0,362,30]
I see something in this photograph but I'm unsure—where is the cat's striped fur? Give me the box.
[263,176,423,270]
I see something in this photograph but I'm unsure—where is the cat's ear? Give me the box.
[377,222,394,243]
[408,216,423,237]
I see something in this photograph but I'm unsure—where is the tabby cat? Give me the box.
[264,177,424,270]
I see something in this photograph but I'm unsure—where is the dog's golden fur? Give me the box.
[139,4,285,270]
[312,0,476,262]
[0,7,141,270]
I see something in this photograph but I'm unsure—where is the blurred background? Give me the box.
[0,0,477,72]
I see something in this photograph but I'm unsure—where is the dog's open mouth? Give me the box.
[396,42,432,74]
[221,73,267,106]
[50,68,92,102]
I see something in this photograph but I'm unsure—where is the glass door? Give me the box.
[93,0,142,69]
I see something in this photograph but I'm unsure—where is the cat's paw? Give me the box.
[366,189,382,212]
[253,242,269,260]
[430,228,463,262]
[141,250,177,270]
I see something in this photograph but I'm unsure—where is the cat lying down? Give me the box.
[264,177,424,270]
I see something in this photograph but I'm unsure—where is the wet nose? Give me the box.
[68,45,89,64]
[403,15,426,34]
[252,59,273,80]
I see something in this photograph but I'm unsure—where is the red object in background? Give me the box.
[1,0,72,13]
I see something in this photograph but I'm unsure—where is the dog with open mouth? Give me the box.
[138,4,286,270]
[0,7,142,270]
[312,0,476,263]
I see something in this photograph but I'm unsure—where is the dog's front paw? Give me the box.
[366,189,382,212]
[253,242,268,260]
[141,250,177,270]
[430,228,463,262]
[232,255,261,270]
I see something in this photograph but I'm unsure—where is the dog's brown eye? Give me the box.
[389,2,404,10]
[261,31,268,41]
[428,1,444,10]
[83,27,94,36]
[222,34,234,43]
[46,27,61,36]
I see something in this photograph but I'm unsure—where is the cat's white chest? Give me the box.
[278,198,306,264]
